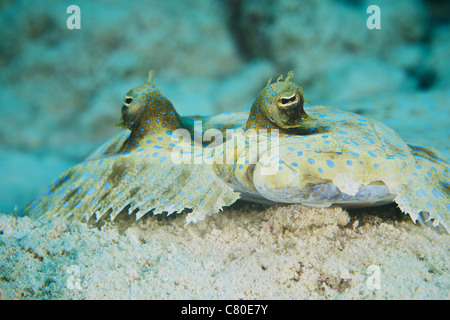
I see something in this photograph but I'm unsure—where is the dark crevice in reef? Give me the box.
[415,69,437,90]
[225,0,275,61]
[346,203,409,228]
[424,0,450,25]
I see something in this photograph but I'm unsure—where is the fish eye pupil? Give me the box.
[280,94,297,105]
[124,97,133,105]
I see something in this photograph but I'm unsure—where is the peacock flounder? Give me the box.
[24,71,450,233]
[24,72,239,224]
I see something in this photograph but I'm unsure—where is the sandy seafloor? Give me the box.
[0,0,449,299]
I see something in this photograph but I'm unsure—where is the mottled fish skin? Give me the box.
[24,71,450,233]
[24,72,239,224]
[208,72,449,233]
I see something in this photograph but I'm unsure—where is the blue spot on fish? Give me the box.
[416,189,427,197]
[326,160,334,168]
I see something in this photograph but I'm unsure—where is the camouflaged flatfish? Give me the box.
[206,72,449,233]
[24,72,239,224]
[24,71,450,233]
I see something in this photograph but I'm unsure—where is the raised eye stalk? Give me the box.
[246,71,312,132]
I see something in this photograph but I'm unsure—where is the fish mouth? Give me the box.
[277,93,300,110]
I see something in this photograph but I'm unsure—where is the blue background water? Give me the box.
[0,0,449,213]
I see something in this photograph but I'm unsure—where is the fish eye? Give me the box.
[124,97,133,106]
[277,93,299,109]
[281,96,295,104]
